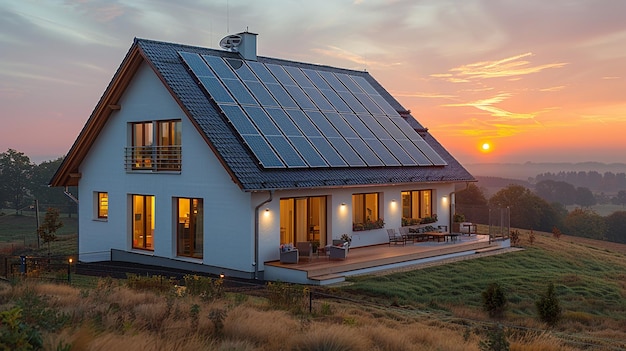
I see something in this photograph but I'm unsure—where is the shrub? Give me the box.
[482,283,507,318]
[183,274,224,301]
[509,230,520,246]
[536,282,562,327]
[478,324,510,351]
[125,274,174,293]
[528,229,536,245]
[267,281,309,313]
[551,226,562,240]
[0,307,43,350]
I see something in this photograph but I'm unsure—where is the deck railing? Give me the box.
[124,145,181,172]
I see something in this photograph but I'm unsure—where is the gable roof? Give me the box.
[51,37,474,190]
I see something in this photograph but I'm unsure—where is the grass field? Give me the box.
[0,210,78,256]
[1,213,625,349]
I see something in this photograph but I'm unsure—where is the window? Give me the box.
[132,194,155,250]
[126,120,181,171]
[97,192,108,219]
[401,190,432,225]
[176,198,203,259]
[352,193,383,231]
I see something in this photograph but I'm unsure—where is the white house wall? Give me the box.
[78,62,254,273]
[256,182,454,272]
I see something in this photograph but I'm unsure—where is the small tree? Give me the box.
[37,207,63,256]
[482,282,507,318]
[551,226,562,240]
[528,229,536,245]
[536,282,562,327]
[509,230,520,246]
[478,324,510,351]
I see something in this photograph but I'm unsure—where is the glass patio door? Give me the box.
[279,196,326,247]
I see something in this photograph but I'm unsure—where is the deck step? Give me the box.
[309,273,345,285]
[475,246,502,254]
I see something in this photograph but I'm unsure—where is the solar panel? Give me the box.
[179,50,448,169]
[179,52,215,77]
[198,76,235,104]
[241,135,285,168]
[307,137,348,167]
[242,106,281,135]
[345,138,384,166]
[287,136,328,167]
[326,137,366,167]
[265,135,308,167]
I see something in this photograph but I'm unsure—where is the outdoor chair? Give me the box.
[399,227,414,244]
[387,228,406,246]
[296,242,312,262]
[329,244,348,260]
[279,248,298,264]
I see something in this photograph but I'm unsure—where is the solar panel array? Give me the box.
[179,51,447,169]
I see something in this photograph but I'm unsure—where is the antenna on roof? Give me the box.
[219,34,242,51]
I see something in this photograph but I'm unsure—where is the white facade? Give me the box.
[74,61,458,280]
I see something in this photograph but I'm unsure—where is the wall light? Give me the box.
[341,202,346,207]
[265,208,269,212]
[392,199,396,203]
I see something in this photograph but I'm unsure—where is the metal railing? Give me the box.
[124,145,181,172]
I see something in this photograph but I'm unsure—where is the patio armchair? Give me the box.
[296,242,313,262]
[387,228,406,246]
[329,243,349,260]
[399,227,414,244]
[279,245,299,264]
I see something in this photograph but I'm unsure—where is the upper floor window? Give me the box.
[352,193,384,231]
[401,190,432,226]
[126,120,181,172]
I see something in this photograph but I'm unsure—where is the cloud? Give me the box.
[433,53,567,82]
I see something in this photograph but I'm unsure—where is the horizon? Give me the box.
[2,1,625,165]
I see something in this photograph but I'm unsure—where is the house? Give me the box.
[50,32,475,283]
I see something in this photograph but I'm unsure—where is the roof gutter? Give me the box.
[64,186,79,204]
[253,190,273,280]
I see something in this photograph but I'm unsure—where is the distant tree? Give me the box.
[37,207,64,256]
[456,183,489,224]
[604,211,626,244]
[489,185,560,232]
[575,187,596,208]
[535,179,576,205]
[613,190,626,207]
[29,157,77,215]
[0,149,34,214]
[563,208,605,240]
[481,282,507,318]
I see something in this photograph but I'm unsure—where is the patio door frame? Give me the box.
[279,196,327,247]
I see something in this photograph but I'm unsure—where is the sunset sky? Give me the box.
[1,0,625,165]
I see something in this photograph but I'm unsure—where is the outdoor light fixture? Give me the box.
[392,199,396,203]
[265,208,269,212]
[341,202,346,206]
[219,273,225,279]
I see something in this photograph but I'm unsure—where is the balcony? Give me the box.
[125,145,181,172]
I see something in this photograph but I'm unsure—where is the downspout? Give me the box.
[253,190,273,280]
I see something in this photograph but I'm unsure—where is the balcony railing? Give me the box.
[125,145,181,172]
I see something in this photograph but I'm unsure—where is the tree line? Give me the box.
[0,149,77,215]
[533,170,626,193]
[456,183,626,244]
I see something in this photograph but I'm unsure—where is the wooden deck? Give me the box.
[264,234,508,285]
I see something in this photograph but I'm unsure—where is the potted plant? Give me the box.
[310,240,320,253]
[452,213,465,232]
[340,233,352,247]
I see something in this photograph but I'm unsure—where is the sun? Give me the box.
[481,142,492,152]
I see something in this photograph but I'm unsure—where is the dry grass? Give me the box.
[1,277,623,350]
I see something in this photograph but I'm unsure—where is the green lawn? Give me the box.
[341,233,626,321]
[0,210,78,255]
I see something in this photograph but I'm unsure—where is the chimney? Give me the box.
[236,31,257,61]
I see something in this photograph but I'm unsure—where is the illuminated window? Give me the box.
[352,193,382,230]
[97,192,108,219]
[176,198,203,259]
[132,194,155,251]
[127,120,181,171]
[401,190,432,225]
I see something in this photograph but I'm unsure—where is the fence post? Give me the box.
[309,289,313,314]
[20,255,26,275]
